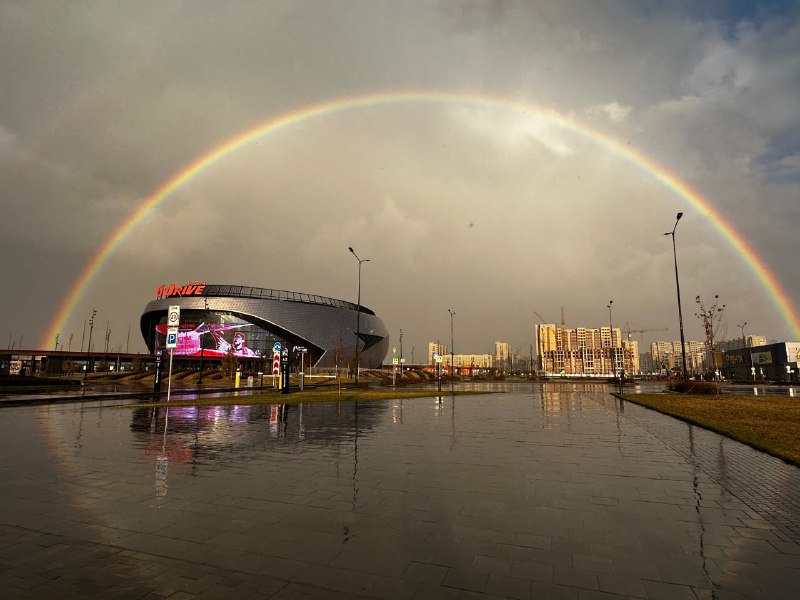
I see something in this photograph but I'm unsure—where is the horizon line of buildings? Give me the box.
[426,340,517,372]
[422,324,782,378]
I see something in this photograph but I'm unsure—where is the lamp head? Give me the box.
[676,212,683,221]
[348,246,354,253]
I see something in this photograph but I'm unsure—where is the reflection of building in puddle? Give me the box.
[540,382,607,412]
[130,401,387,470]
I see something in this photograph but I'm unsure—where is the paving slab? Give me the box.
[0,383,799,598]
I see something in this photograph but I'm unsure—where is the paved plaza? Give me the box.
[1,383,799,599]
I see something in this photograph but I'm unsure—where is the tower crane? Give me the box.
[624,323,668,341]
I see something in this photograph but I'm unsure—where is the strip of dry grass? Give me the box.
[126,388,491,409]
[619,392,800,466]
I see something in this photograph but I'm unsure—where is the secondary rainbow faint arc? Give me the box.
[41,90,800,347]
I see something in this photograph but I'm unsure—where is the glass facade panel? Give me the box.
[153,311,283,359]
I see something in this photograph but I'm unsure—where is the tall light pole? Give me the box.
[665,212,689,383]
[348,247,369,385]
[84,309,96,381]
[198,297,208,384]
[399,329,404,374]
[738,321,753,381]
[737,322,748,348]
[448,309,455,378]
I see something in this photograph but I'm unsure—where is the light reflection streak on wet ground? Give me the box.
[0,382,798,598]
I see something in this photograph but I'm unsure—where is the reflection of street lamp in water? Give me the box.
[155,407,170,497]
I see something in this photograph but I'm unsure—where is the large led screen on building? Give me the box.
[154,313,274,358]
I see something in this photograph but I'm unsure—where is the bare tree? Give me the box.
[695,294,726,375]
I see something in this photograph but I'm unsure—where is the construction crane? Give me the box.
[624,322,668,341]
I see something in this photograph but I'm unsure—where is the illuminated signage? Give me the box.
[156,281,206,299]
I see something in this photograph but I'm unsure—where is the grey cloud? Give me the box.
[1,1,798,355]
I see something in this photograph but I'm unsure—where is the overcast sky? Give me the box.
[2,1,799,358]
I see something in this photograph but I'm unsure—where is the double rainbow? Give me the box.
[40,90,800,347]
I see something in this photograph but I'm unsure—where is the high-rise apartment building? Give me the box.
[444,354,494,370]
[427,341,447,365]
[535,324,628,376]
[623,338,640,373]
[649,340,706,374]
[717,335,768,351]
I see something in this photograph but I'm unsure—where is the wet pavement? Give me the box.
[0,381,274,406]
[0,382,799,599]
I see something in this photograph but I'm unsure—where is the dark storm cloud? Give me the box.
[1,1,799,356]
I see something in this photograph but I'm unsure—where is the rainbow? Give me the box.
[40,90,800,347]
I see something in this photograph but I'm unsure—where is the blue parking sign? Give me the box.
[166,327,178,349]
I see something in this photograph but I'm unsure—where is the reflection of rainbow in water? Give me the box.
[40,90,800,347]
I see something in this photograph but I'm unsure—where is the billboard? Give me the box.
[752,350,773,366]
[787,343,800,364]
[154,315,262,358]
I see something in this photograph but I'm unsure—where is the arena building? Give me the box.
[140,281,389,368]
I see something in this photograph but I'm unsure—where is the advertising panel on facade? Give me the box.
[786,343,800,364]
[724,353,745,366]
[154,314,265,358]
[752,350,773,365]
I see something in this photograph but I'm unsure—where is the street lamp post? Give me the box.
[448,309,455,379]
[348,247,370,386]
[737,322,748,348]
[198,297,208,384]
[665,212,689,384]
[84,309,96,381]
[399,329,405,378]
[738,321,754,381]
[436,339,442,393]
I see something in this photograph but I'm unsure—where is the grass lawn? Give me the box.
[619,392,800,466]
[126,388,492,409]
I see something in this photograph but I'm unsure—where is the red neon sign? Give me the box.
[156,281,206,299]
